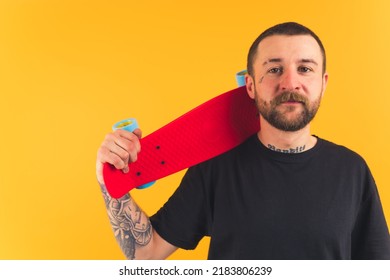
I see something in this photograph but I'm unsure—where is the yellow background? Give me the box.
[0,0,389,259]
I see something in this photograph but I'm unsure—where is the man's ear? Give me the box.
[321,72,329,97]
[245,74,255,99]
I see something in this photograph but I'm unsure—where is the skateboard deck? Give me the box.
[103,86,260,198]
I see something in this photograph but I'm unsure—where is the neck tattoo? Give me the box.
[267,144,306,154]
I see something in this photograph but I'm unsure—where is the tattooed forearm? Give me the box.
[267,144,306,153]
[100,184,152,259]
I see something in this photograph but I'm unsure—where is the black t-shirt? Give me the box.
[150,135,390,259]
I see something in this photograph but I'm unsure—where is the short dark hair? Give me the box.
[247,22,326,76]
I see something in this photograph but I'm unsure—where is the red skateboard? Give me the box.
[103,86,259,198]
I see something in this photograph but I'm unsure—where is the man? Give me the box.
[96,22,390,259]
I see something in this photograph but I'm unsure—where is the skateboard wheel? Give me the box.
[236,70,247,86]
[112,118,139,132]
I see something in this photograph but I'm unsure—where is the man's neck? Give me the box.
[257,118,317,154]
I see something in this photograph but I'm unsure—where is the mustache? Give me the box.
[271,91,308,106]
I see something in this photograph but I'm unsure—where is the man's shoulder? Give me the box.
[189,134,258,171]
[317,137,367,166]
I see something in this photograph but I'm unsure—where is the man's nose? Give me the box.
[280,69,301,91]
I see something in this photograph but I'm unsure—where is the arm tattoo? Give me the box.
[100,184,152,259]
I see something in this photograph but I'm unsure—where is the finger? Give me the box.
[114,129,141,153]
[96,146,129,183]
[133,128,142,139]
[104,131,140,159]
[108,141,132,164]
[97,145,128,170]
[112,136,140,163]
[122,165,129,174]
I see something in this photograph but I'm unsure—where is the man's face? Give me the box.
[246,35,328,132]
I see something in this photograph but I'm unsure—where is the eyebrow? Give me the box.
[300,58,318,65]
[263,58,282,65]
[263,58,318,66]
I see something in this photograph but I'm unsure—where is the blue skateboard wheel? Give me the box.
[112,118,139,132]
[236,70,247,86]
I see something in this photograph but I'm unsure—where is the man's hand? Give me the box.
[96,128,142,185]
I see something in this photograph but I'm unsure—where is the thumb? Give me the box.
[96,160,105,185]
[133,128,142,139]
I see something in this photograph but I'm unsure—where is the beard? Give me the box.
[254,89,322,132]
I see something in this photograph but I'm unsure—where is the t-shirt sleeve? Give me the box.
[351,166,390,259]
[150,164,211,250]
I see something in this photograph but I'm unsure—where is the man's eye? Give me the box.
[268,67,282,74]
[298,66,312,73]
